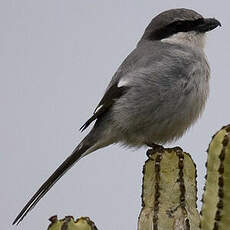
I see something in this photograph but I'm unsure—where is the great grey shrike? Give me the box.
[13,8,221,224]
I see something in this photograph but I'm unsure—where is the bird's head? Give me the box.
[139,8,221,48]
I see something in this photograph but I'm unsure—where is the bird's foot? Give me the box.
[147,142,163,149]
[146,143,164,156]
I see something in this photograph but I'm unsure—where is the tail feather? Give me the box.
[13,141,91,225]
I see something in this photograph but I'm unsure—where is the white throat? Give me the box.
[161,31,206,49]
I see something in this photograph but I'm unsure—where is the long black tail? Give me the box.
[13,137,94,225]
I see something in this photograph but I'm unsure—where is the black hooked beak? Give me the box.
[196,18,221,32]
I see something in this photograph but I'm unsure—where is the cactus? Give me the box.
[47,216,98,230]
[46,125,230,230]
[200,124,230,230]
[138,146,200,230]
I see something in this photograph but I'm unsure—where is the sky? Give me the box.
[1,1,229,230]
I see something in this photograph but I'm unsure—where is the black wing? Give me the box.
[80,83,128,131]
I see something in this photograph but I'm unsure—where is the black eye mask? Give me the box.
[148,18,205,40]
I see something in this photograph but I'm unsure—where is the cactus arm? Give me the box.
[47,216,98,230]
[201,125,230,230]
[138,146,200,230]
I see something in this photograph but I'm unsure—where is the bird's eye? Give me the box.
[196,18,205,25]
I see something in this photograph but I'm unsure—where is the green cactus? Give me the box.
[138,146,200,230]
[46,125,230,230]
[200,124,230,230]
[47,216,98,230]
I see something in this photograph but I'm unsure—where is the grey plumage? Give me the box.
[110,42,210,145]
[13,8,220,225]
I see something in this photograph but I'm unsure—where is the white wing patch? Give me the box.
[117,78,129,88]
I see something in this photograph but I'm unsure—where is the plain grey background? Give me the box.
[1,1,229,229]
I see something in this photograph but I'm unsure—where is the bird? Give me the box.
[13,8,221,225]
